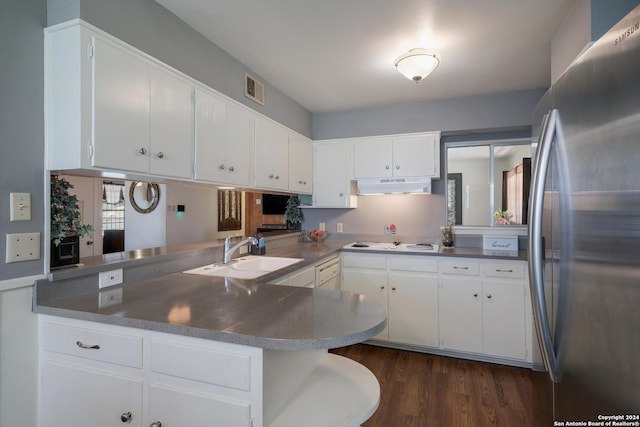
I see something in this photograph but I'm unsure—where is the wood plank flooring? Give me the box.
[330,344,538,427]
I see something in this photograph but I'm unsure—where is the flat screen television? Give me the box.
[262,193,289,215]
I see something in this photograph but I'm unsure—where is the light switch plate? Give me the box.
[6,232,41,263]
[10,193,31,221]
[99,268,123,288]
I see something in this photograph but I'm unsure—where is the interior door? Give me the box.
[61,175,103,258]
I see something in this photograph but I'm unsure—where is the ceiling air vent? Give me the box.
[244,73,265,106]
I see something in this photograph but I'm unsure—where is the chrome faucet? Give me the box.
[223,236,258,264]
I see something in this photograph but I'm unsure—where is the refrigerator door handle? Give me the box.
[528,108,560,383]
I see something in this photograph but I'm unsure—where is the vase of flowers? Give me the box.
[494,209,513,225]
[441,224,455,248]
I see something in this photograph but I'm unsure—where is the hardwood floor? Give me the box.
[330,344,538,427]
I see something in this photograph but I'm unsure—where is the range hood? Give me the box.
[356,177,432,194]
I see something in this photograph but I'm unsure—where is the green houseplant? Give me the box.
[283,196,304,230]
[50,175,93,267]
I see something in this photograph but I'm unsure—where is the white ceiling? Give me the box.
[156,0,575,113]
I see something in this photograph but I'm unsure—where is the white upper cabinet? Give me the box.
[254,116,289,191]
[353,132,440,179]
[195,89,253,186]
[313,142,357,208]
[288,133,313,194]
[148,66,194,178]
[92,37,150,173]
[47,23,194,179]
[46,21,307,190]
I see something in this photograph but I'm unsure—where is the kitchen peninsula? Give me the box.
[34,238,386,427]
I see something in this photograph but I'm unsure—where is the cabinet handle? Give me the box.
[120,412,132,423]
[380,285,385,290]
[338,192,344,197]
[395,165,400,170]
[496,269,513,273]
[275,175,280,180]
[218,164,225,170]
[269,174,274,179]
[385,165,390,170]
[473,293,478,297]
[150,422,162,427]
[391,286,397,291]
[86,240,94,245]
[303,181,307,185]
[156,152,165,159]
[139,148,148,155]
[76,340,100,350]
[486,294,493,299]
[228,166,235,172]
[453,266,469,270]
[299,180,303,184]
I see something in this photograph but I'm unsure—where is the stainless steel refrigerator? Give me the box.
[529,4,640,423]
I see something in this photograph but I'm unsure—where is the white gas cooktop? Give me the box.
[343,242,439,253]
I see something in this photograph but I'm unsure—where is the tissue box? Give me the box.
[482,235,518,251]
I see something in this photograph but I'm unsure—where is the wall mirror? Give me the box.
[445,138,531,227]
[129,181,160,214]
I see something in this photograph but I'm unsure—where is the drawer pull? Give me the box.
[473,293,479,297]
[453,266,469,270]
[121,412,132,423]
[76,340,100,350]
[486,294,493,299]
[496,269,513,273]
[150,422,162,427]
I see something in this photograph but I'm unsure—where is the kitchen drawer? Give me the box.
[151,340,252,391]
[389,255,437,273]
[41,321,143,368]
[288,266,316,288]
[341,253,386,270]
[440,260,479,276]
[483,262,526,279]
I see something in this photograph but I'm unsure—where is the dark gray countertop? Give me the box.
[36,241,388,351]
[35,238,526,352]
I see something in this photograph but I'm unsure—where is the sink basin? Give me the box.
[182,256,304,279]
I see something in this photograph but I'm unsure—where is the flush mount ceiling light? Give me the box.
[394,48,440,83]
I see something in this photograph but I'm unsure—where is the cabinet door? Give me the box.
[482,280,526,360]
[342,270,388,340]
[388,273,439,347]
[314,143,355,208]
[289,133,313,194]
[149,67,194,178]
[255,116,288,190]
[353,139,393,178]
[40,361,143,427]
[439,278,483,353]
[392,134,438,177]
[149,384,252,427]
[92,38,149,173]
[225,102,254,186]
[194,88,226,183]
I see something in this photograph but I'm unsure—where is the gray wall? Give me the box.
[591,0,640,40]
[47,0,312,137]
[0,0,47,281]
[311,89,545,140]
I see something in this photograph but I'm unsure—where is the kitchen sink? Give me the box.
[182,256,304,279]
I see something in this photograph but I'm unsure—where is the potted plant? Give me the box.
[50,175,93,268]
[283,195,304,230]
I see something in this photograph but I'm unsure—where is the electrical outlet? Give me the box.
[384,225,390,235]
[6,232,40,263]
[98,288,123,308]
[99,268,123,288]
[10,193,31,221]
[319,222,326,231]
[337,223,344,233]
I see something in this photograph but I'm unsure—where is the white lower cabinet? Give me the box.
[342,253,530,366]
[38,317,258,427]
[342,253,439,347]
[439,258,527,361]
[38,315,380,427]
[40,361,143,427]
